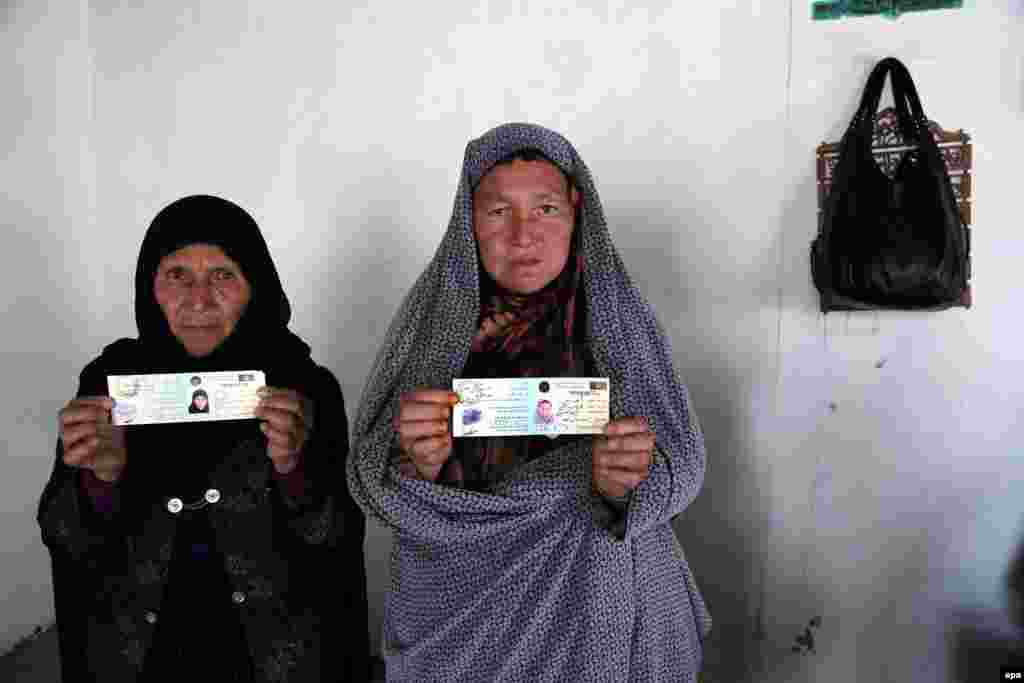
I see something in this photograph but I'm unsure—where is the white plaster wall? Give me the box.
[1,0,102,655]
[760,5,1024,681]
[2,1,1022,680]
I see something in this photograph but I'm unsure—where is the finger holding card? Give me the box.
[58,396,127,482]
[256,387,314,474]
[394,389,458,482]
[592,416,655,499]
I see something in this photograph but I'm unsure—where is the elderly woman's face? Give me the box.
[153,244,251,357]
[473,159,578,294]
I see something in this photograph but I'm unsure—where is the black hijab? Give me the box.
[131,194,310,374]
[49,195,338,682]
[94,195,318,502]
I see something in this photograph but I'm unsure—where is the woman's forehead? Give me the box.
[158,243,238,267]
[474,159,571,200]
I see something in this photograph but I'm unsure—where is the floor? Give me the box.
[0,628,60,682]
[0,627,387,682]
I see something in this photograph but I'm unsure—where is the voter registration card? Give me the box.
[452,377,610,438]
[107,371,266,426]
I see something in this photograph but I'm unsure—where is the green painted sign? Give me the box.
[812,0,964,20]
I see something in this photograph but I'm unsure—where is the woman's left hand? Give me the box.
[592,417,655,499]
[255,387,315,474]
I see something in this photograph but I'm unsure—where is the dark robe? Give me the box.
[38,195,370,682]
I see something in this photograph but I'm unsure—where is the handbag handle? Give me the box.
[887,59,940,150]
[849,57,919,144]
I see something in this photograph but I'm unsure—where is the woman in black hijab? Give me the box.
[38,195,370,682]
[188,388,210,413]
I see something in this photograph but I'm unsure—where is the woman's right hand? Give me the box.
[393,389,458,482]
[58,397,127,483]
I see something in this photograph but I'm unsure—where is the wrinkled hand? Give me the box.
[58,397,127,483]
[592,417,655,499]
[255,387,314,474]
[393,389,458,482]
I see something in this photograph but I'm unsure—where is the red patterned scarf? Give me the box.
[442,251,587,489]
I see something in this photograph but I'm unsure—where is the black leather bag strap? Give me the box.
[824,58,914,222]
[889,57,970,275]
[850,57,918,144]
[848,60,889,136]
[888,59,948,168]
[888,60,926,125]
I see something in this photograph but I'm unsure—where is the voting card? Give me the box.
[452,377,609,438]
[107,371,265,426]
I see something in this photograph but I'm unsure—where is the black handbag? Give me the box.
[811,57,970,311]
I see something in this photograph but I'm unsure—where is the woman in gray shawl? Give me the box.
[349,122,711,682]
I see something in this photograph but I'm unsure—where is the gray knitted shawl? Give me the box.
[349,123,711,682]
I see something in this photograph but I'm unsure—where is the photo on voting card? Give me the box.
[452,377,610,438]
[107,371,265,426]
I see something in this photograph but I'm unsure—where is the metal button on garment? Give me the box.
[204,488,221,504]
[144,611,158,625]
[166,498,183,514]
[231,591,246,605]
